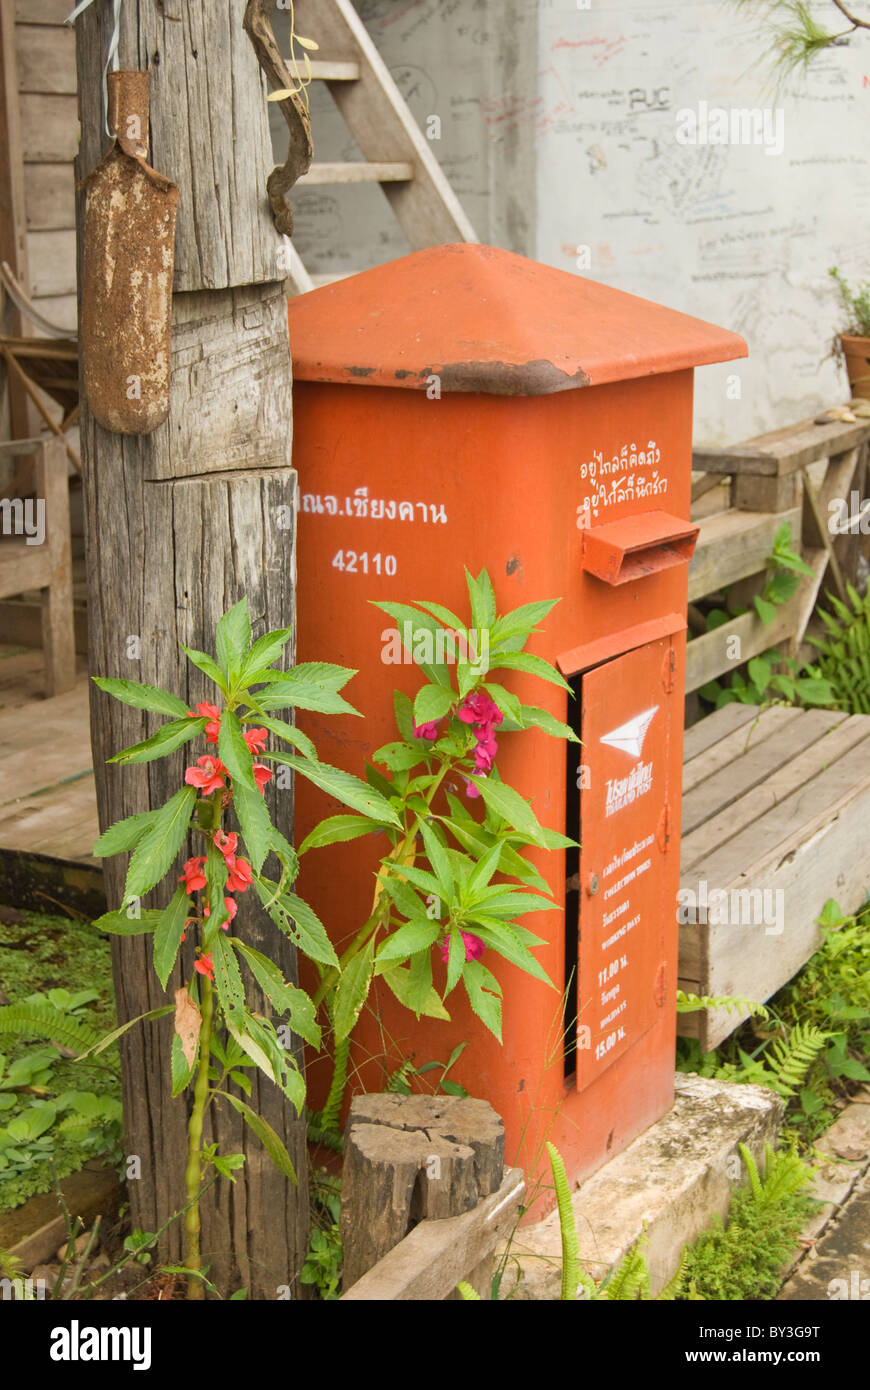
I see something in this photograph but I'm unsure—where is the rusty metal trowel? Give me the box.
[81,70,179,435]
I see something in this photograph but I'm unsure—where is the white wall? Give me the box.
[276,1,867,446]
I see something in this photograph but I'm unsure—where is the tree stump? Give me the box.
[340,1094,505,1297]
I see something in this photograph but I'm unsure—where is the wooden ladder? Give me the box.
[286,0,477,292]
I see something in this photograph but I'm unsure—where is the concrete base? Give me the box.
[500,1073,784,1299]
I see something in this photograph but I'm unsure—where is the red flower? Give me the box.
[194,953,214,981]
[213,829,238,860]
[188,701,222,744]
[413,719,442,742]
[253,763,273,795]
[203,896,238,928]
[179,856,207,894]
[440,930,485,963]
[243,727,268,754]
[184,755,227,795]
[225,857,253,894]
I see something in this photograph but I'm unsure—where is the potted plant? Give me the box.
[829,266,870,400]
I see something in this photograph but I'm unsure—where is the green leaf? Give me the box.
[183,647,228,695]
[462,959,503,1040]
[152,886,191,989]
[91,676,189,719]
[754,596,778,625]
[413,683,456,726]
[254,715,316,761]
[376,919,441,964]
[465,567,496,632]
[705,608,730,632]
[93,808,163,858]
[393,690,416,743]
[381,873,425,920]
[516,704,579,741]
[232,941,321,1048]
[253,877,340,969]
[216,598,251,682]
[256,663,361,717]
[795,677,835,706]
[417,819,454,900]
[233,778,273,875]
[747,657,772,693]
[480,683,523,724]
[299,814,384,855]
[412,599,467,631]
[218,708,255,787]
[203,842,229,940]
[333,939,375,1042]
[212,934,246,1026]
[373,741,421,772]
[92,908,162,936]
[171,1029,196,1097]
[237,627,294,687]
[465,775,547,845]
[217,1091,297,1181]
[490,599,558,652]
[445,930,465,997]
[767,569,799,605]
[268,826,299,883]
[123,786,197,904]
[75,1005,175,1059]
[369,601,452,686]
[108,717,206,766]
[267,753,400,826]
[485,649,570,690]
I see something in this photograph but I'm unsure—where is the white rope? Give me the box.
[65,0,124,138]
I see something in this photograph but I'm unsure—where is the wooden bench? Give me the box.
[678,701,870,1050]
[0,437,75,696]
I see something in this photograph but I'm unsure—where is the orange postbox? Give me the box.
[288,244,746,1193]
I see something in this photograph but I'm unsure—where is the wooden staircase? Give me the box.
[285,0,476,292]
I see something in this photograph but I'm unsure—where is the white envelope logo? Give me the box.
[599,706,658,758]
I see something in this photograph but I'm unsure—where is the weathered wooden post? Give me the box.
[74,1,307,1297]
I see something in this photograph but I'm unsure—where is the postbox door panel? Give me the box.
[575,637,676,1092]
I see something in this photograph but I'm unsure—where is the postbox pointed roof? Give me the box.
[287,243,746,395]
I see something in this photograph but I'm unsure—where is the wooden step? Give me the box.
[306,59,360,81]
[296,160,414,185]
[688,503,802,601]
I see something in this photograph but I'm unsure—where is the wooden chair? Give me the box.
[0,437,76,696]
[0,261,81,474]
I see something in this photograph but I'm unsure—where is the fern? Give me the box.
[599,1238,652,1301]
[456,1281,481,1301]
[0,1003,103,1055]
[807,585,870,716]
[766,1023,829,1097]
[546,1141,594,1300]
[677,989,769,1019]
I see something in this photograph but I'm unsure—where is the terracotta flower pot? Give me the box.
[840,333,870,399]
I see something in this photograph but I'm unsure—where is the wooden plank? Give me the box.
[36,434,75,695]
[682,708,845,835]
[307,59,360,80]
[23,161,75,229]
[20,94,78,161]
[25,226,75,296]
[688,504,802,601]
[294,0,477,248]
[15,22,76,95]
[683,705,803,795]
[685,589,806,693]
[695,417,870,478]
[0,596,87,653]
[686,721,870,885]
[341,1168,524,1301]
[682,702,758,763]
[734,472,800,512]
[0,0,33,447]
[296,160,414,184]
[26,291,76,332]
[0,538,51,595]
[0,773,98,855]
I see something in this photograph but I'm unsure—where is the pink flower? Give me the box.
[225,857,253,894]
[440,930,485,963]
[188,702,222,745]
[463,776,482,799]
[243,727,268,754]
[213,829,238,860]
[253,763,273,795]
[185,756,227,795]
[458,691,503,732]
[194,953,214,981]
[179,856,207,894]
[413,719,442,742]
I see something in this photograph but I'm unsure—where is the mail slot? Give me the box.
[288,244,746,1192]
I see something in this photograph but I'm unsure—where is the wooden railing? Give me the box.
[686,414,870,695]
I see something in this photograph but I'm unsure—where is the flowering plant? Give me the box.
[88,599,394,1296]
[304,568,579,1138]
